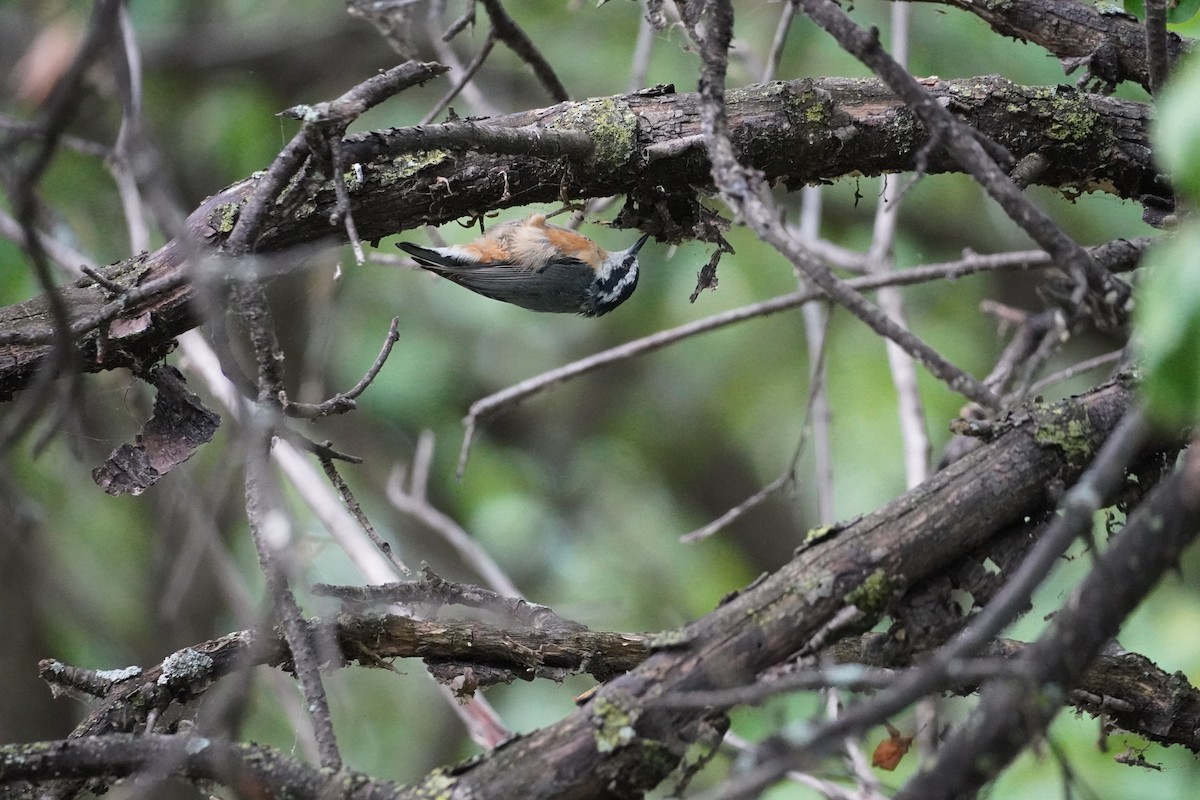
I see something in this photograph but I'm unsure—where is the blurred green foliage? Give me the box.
[1140,52,1200,426]
[2,1,1195,797]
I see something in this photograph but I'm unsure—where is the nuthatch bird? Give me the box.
[397,214,651,317]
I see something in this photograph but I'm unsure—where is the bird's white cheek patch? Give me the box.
[596,267,638,303]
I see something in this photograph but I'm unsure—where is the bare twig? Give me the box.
[0,207,91,277]
[442,0,478,40]
[421,31,498,124]
[680,326,830,543]
[871,176,929,488]
[320,456,410,575]
[1029,349,1124,394]
[478,0,569,101]
[792,187,838,525]
[628,1,658,92]
[870,6,929,488]
[795,0,1130,326]
[283,317,401,419]
[79,266,125,295]
[762,0,799,83]
[389,432,521,597]
[326,135,364,264]
[1143,0,1170,94]
[244,430,342,771]
[424,6,501,118]
[455,240,1119,476]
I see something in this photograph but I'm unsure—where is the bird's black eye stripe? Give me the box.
[595,260,637,295]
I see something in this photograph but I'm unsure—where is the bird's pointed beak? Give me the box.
[629,232,651,255]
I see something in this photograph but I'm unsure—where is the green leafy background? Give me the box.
[3,0,1198,797]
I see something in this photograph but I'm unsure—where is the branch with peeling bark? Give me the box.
[894,0,1191,92]
[11,382,1194,799]
[0,75,1157,401]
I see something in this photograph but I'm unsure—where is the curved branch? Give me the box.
[895,435,1200,798]
[0,734,390,800]
[57,612,648,740]
[895,0,1190,92]
[0,76,1155,400]
[398,383,1147,799]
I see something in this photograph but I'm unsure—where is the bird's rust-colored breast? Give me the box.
[451,214,609,272]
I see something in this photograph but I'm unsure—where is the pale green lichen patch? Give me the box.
[647,629,692,650]
[212,203,241,234]
[409,767,456,798]
[1031,399,1095,467]
[380,149,452,185]
[803,523,838,546]
[1030,91,1106,154]
[591,694,640,753]
[843,569,892,618]
[554,98,636,173]
[95,665,142,684]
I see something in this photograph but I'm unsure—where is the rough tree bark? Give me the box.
[3,0,1197,797]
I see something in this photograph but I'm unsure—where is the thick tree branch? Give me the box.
[0,734,387,800]
[895,436,1200,798]
[0,76,1156,401]
[895,0,1190,92]
[54,611,648,741]
[392,383,1146,799]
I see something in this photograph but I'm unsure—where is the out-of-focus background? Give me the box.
[3,1,1199,797]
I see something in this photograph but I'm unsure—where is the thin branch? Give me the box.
[320,456,410,575]
[245,430,342,771]
[796,0,1130,327]
[627,1,658,92]
[870,6,929,488]
[680,323,830,543]
[1144,0,1170,94]
[763,0,799,83]
[442,0,478,41]
[704,404,1151,798]
[694,1,1001,412]
[456,239,1134,475]
[424,6,501,119]
[421,31,498,124]
[327,134,365,264]
[0,208,91,277]
[871,175,930,487]
[389,432,521,596]
[283,317,401,419]
[478,0,569,101]
[1029,349,1124,394]
[797,186,836,523]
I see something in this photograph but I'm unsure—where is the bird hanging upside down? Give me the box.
[397,214,651,317]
